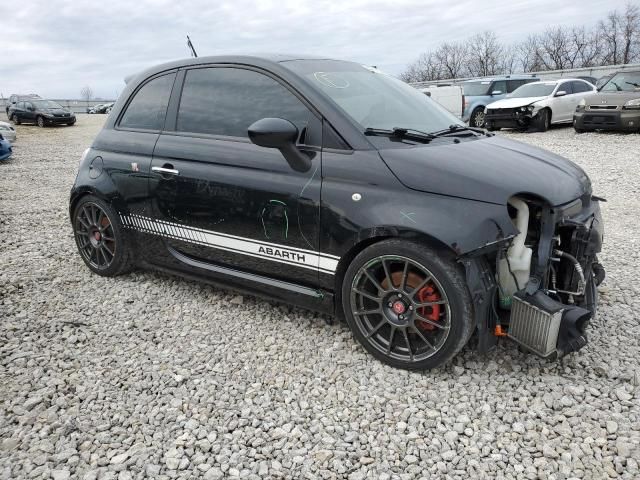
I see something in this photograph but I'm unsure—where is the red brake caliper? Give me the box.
[416,284,441,331]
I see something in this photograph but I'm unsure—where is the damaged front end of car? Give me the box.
[462,193,605,359]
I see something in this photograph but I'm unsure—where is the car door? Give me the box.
[552,81,575,122]
[148,66,324,288]
[23,102,36,122]
[96,71,177,227]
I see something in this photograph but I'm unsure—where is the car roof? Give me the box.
[123,54,349,85]
[464,75,538,83]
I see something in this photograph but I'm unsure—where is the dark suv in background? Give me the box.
[5,94,40,117]
[8,99,76,127]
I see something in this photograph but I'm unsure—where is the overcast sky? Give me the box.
[1,0,632,99]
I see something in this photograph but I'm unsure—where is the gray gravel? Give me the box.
[1,116,639,479]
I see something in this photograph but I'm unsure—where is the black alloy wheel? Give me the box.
[342,240,473,370]
[74,202,117,270]
[72,195,133,276]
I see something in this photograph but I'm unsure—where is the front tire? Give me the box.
[36,116,46,128]
[534,109,551,132]
[11,114,20,125]
[469,107,485,128]
[341,240,474,370]
[72,195,134,276]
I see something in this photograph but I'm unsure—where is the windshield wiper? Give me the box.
[625,81,640,88]
[428,124,488,137]
[364,127,436,143]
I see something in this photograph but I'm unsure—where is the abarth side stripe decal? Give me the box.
[121,213,340,274]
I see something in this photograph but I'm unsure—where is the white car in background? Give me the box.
[418,85,464,118]
[0,121,17,142]
[484,79,597,131]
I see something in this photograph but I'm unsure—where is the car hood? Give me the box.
[486,96,546,109]
[587,91,640,106]
[379,136,590,206]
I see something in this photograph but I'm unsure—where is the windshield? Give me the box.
[600,72,640,92]
[283,60,462,134]
[33,100,63,109]
[463,81,492,96]
[509,82,556,98]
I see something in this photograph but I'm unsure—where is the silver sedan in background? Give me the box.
[0,121,17,142]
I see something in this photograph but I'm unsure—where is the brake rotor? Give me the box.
[381,271,442,331]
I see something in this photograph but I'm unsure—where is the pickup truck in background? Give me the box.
[418,85,464,119]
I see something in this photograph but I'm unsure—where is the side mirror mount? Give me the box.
[555,90,567,97]
[248,118,312,172]
[491,90,503,96]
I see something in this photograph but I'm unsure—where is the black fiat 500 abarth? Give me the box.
[70,55,605,370]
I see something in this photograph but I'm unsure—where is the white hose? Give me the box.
[508,198,529,259]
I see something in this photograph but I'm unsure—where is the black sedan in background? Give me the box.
[8,99,76,127]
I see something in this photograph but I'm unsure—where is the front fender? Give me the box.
[319,149,517,290]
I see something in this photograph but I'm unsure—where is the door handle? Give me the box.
[152,165,180,176]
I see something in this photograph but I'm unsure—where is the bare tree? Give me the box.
[400,4,640,83]
[467,31,504,77]
[80,85,94,103]
[621,2,640,63]
[434,41,469,79]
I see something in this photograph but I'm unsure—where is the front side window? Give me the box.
[462,81,491,96]
[177,68,312,138]
[492,80,507,94]
[558,82,573,94]
[120,73,176,130]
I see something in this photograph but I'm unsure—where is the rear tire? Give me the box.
[341,239,474,370]
[36,116,45,128]
[72,195,134,277]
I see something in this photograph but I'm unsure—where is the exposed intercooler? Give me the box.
[508,291,592,358]
[508,294,563,357]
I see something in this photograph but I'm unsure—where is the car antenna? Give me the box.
[187,35,198,58]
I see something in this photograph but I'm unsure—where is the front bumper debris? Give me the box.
[485,107,534,129]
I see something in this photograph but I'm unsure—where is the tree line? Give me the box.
[400,2,640,83]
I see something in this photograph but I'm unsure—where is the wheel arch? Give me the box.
[333,228,455,317]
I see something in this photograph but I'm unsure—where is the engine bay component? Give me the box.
[553,249,586,296]
[508,291,591,358]
[498,197,533,308]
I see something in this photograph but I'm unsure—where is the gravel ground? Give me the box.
[1,115,639,480]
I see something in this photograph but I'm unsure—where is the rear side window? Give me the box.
[177,67,311,138]
[120,73,176,130]
[572,81,591,93]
